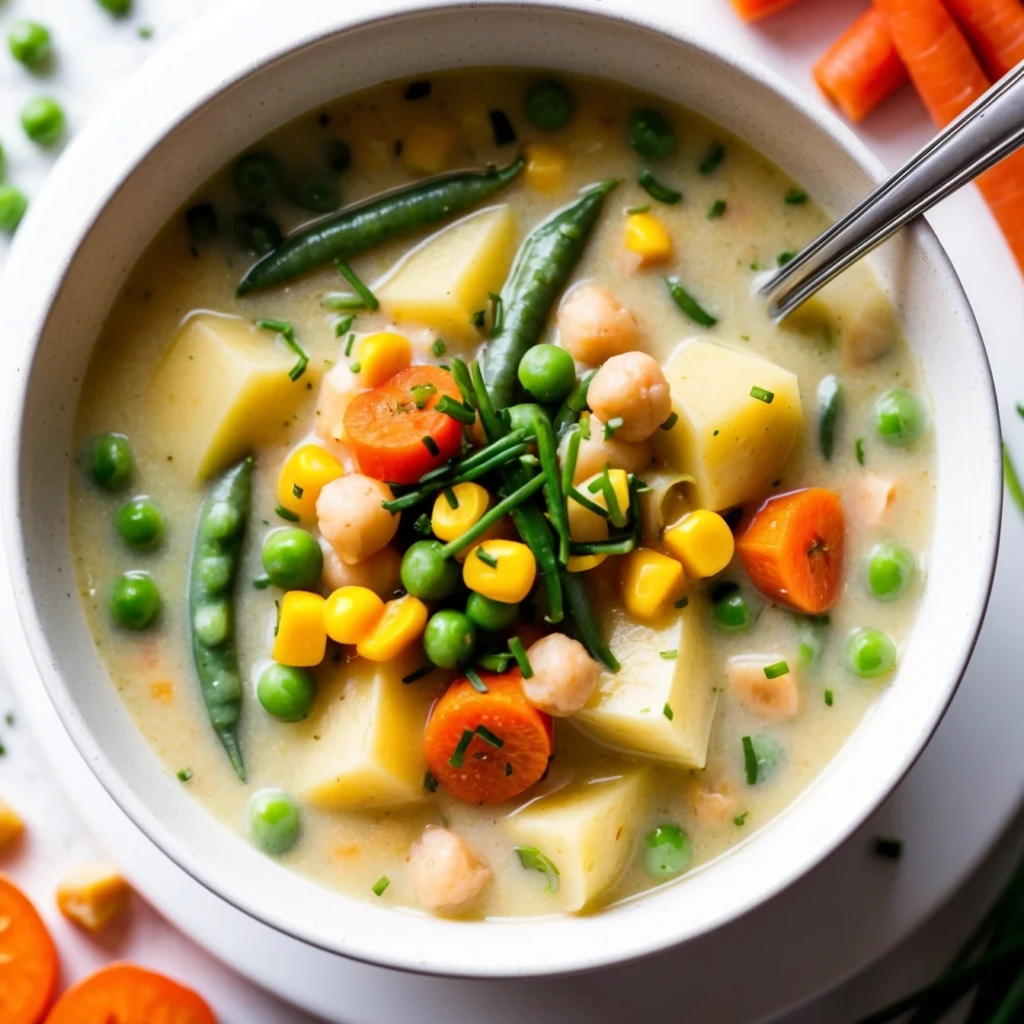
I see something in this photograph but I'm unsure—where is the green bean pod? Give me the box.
[237,158,525,295]
[483,179,619,409]
[560,569,618,672]
[187,457,253,780]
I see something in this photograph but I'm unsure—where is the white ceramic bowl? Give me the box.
[0,0,1000,979]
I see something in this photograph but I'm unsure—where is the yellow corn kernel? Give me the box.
[621,547,685,621]
[525,144,567,194]
[57,863,132,934]
[624,212,673,264]
[357,594,428,661]
[0,797,25,852]
[403,123,456,176]
[273,591,328,667]
[463,540,536,603]
[277,444,345,521]
[324,586,385,645]
[431,482,490,542]
[356,331,413,389]
[663,509,736,579]
[566,469,631,573]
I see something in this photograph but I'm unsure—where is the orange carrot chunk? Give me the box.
[736,488,845,615]
[0,875,58,1024]
[945,0,1024,79]
[344,365,465,485]
[45,963,216,1024]
[730,0,803,22]
[814,9,909,122]
[424,670,553,805]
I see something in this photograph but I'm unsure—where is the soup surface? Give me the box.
[70,70,934,918]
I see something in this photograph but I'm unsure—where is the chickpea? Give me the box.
[320,540,402,598]
[317,474,399,565]
[690,780,739,826]
[587,352,672,444]
[557,284,642,365]
[559,424,652,484]
[522,633,600,717]
[725,655,800,719]
[408,826,491,911]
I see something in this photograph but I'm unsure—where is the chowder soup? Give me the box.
[70,69,934,918]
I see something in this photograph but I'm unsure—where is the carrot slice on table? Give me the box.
[814,9,909,122]
[45,963,216,1024]
[736,488,845,615]
[0,875,59,1024]
[343,365,465,485]
[944,0,1024,79]
[730,0,802,22]
[424,670,554,805]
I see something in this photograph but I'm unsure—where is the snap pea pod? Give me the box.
[482,179,619,409]
[817,374,843,462]
[188,457,253,781]
[237,157,525,295]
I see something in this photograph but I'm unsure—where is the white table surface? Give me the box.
[1,1,1022,1022]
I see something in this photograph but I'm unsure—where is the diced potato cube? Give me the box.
[572,598,716,767]
[152,313,311,482]
[56,863,132,933]
[503,768,649,912]
[653,340,802,511]
[376,206,516,345]
[297,652,436,810]
[402,123,456,176]
[0,797,25,851]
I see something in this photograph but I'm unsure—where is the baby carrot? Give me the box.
[944,0,1024,79]
[814,9,909,122]
[424,670,553,805]
[0,874,59,1024]
[736,488,845,615]
[730,0,802,22]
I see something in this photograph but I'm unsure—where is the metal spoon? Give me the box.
[761,60,1024,322]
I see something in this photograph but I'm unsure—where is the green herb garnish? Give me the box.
[663,703,674,720]
[659,650,678,660]
[432,338,446,357]
[638,169,682,205]
[177,768,193,782]
[421,435,440,457]
[465,667,489,693]
[750,385,775,404]
[742,735,758,785]
[449,728,475,768]
[509,636,533,678]
[763,660,789,679]
[707,199,727,219]
[785,188,807,205]
[334,260,379,310]
[666,276,717,327]
[824,689,834,706]
[476,547,499,569]
[372,876,390,897]
[275,505,300,522]
[698,141,725,175]
[256,318,310,381]
[514,845,560,894]
[661,411,678,431]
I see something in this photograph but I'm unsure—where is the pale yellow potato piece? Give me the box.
[653,340,802,512]
[56,862,132,933]
[503,768,649,912]
[298,652,436,810]
[572,598,715,768]
[151,313,310,482]
[375,206,516,344]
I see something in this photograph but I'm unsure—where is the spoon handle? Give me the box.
[762,60,1024,322]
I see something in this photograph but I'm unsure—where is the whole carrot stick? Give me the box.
[944,0,1024,79]
[730,0,803,23]
[814,9,909,122]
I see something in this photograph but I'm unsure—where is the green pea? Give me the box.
[248,789,300,855]
[205,500,242,541]
[324,138,352,173]
[95,0,133,15]
[234,211,282,255]
[0,186,29,234]
[711,587,756,632]
[262,529,323,590]
[8,21,52,68]
[400,540,461,601]
[109,571,161,630]
[748,734,784,783]
[627,108,676,160]
[797,628,823,667]
[525,81,574,131]
[232,152,282,202]
[424,610,477,669]
[517,344,576,405]
[874,388,927,448]
[466,592,519,632]
[867,542,915,602]
[845,627,897,679]
[88,433,133,492]
[290,174,341,213]
[0,142,5,180]
[643,824,692,879]
[257,663,317,722]
[21,97,65,146]
[115,496,165,550]
[506,403,551,436]
[196,554,232,593]
[193,600,230,647]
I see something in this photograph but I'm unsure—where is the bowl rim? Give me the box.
[0,0,1002,978]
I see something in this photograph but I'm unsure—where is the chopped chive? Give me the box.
[580,414,591,440]
[777,250,796,266]
[413,513,433,536]
[666,276,717,327]
[476,547,500,570]
[659,650,678,660]
[177,768,193,782]
[763,660,789,679]
[275,505,300,522]
[660,411,678,431]
[785,188,808,205]
[514,845,560,894]
[252,574,272,590]
[742,735,758,785]
[402,664,434,684]
[568,486,609,519]
[449,728,475,768]
[273,599,281,637]
[663,702,674,720]
[639,707,651,714]
[334,314,355,337]
[825,689,834,706]
[372,875,390,897]
[292,483,304,499]
[603,417,624,441]
[750,385,775,404]
[435,394,477,425]
[421,436,440,457]
[405,80,431,101]
[874,836,903,860]
[706,199,727,219]
[470,309,486,328]
[1004,443,1024,517]
[411,382,438,409]
[334,260,379,310]
[734,811,748,826]
[638,169,682,205]
[432,338,446,357]
[349,362,361,374]
[626,204,651,215]
[478,652,514,672]
[475,724,504,748]
[424,771,438,793]
[442,486,459,509]
[699,141,725,174]
[855,437,866,465]
[322,293,367,311]
[465,666,489,693]
[508,636,533,678]
[256,318,310,381]
[674,597,689,609]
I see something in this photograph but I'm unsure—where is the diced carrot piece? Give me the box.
[736,488,845,614]
[730,0,802,22]
[814,9,909,122]
[0,874,59,1024]
[343,365,464,485]
[424,671,553,805]
[945,0,1024,79]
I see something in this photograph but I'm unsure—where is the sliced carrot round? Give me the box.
[344,365,464,485]
[45,963,216,1024]
[736,487,845,614]
[425,670,554,805]
[0,874,59,1024]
